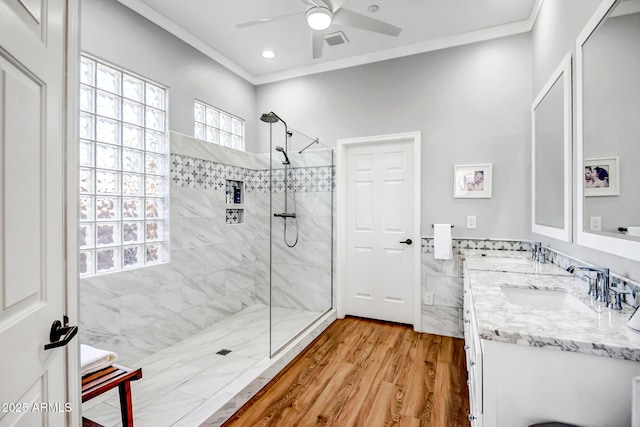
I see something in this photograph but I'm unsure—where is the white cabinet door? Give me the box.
[463,274,483,427]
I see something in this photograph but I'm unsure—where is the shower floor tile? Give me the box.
[81,304,322,427]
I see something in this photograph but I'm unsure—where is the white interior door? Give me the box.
[342,136,419,325]
[0,0,75,425]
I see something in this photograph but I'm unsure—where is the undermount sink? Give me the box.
[501,286,593,314]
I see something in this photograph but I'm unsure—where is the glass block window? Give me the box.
[194,101,245,151]
[79,54,169,276]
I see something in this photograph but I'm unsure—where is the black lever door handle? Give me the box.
[400,239,413,245]
[44,316,78,350]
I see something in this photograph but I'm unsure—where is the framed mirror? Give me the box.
[576,0,640,261]
[532,54,572,242]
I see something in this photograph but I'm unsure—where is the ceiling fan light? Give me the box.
[306,7,332,30]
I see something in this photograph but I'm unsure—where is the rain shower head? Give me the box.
[260,112,279,123]
[275,146,290,165]
[260,111,286,126]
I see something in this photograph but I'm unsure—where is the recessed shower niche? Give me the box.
[226,179,244,224]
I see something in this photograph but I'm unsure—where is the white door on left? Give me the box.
[0,0,75,425]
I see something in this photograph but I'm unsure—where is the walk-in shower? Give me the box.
[80,117,333,425]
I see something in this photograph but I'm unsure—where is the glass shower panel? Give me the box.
[269,130,333,357]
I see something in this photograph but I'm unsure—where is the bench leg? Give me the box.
[118,381,135,427]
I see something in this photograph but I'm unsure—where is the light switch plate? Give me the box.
[467,216,477,229]
[590,216,602,231]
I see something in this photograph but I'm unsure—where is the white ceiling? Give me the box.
[116,0,541,85]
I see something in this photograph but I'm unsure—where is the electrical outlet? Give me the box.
[423,291,434,305]
[590,216,602,231]
[467,216,476,229]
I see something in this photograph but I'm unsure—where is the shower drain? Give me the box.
[216,349,232,356]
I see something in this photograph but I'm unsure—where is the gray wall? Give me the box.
[81,0,258,151]
[256,34,532,239]
[532,0,603,95]
[532,0,640,282]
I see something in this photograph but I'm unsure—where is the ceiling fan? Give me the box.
[235,0,402,59]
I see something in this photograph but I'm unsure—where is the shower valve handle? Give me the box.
[400,239,413,245]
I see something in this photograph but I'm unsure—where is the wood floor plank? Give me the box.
[333,325,404,426]
[362,381,402,426]
[281,320,387,422]
[222,317,470,427]
[398,333,438,423]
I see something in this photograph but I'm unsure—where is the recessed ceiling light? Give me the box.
[368,5,379,13]
[262,50,275,59]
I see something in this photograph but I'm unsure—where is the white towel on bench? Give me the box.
[80,344,118,376]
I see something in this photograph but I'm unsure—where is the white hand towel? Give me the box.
[627,227,640,237]
[80,344,118,376]
[433,224,453,260]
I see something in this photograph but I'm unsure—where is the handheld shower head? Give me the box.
[275,146,290,165]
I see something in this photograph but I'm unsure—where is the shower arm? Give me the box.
[298,138,320,154]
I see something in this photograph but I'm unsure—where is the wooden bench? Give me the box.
[82,364,143,427]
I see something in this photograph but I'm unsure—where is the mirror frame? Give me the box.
[576,0,640,261]
[531,54,573,242]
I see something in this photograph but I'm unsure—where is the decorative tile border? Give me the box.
[421,237,532,254]
[421,237,640,308]
[170,154,334,193]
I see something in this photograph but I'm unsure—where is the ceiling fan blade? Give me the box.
[332,9,402,37]
[327,0,347,12]
[301,0,320,7]
[235,12,304,29]
[312,29,325,59]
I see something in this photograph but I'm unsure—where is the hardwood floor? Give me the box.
[223,317,470,427]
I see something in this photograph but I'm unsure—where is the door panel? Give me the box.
[352,247,375,298]
[354,182,374,231]
[0,0,70,424]
[382,180,404,232]
[2,55,43,308]
[345,140,415,324]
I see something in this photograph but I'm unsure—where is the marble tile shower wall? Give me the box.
[80,166,258,365]
[256,191,333,314]
[254,150,334,313]
[420,237,640,338]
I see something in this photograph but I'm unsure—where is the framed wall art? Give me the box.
[454,163,492,198]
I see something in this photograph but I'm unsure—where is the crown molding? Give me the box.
[115,0,257,83]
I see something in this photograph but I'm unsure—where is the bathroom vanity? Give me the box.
[463,251,640,427]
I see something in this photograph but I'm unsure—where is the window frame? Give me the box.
[194,100,245,151]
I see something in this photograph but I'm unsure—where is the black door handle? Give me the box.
[44,316,78,350]
[400,239,413,245]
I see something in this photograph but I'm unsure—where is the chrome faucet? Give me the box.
[566,265,610,306]
[527,241,547,264]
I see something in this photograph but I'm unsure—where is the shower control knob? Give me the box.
[399,239,413,245]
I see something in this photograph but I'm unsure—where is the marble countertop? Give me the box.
[464,250,640,362]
